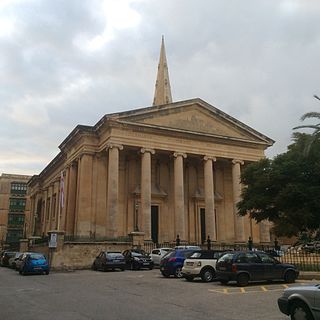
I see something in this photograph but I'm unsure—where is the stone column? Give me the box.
[76,153,94,237]
[232,159,245,242]
[259,220,271,243]
[204,156,217,241]
[140,148,155,240]
[65,161,78,236]
[173,152,187,241]
[106,143,123,238]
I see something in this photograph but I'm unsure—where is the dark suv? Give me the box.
[216,251,299,286]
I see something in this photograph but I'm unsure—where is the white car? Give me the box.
[150,248,173,265]
[278,284,320,319]
[182,250,225,282]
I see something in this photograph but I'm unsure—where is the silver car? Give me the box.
[278,284,320,319]
[150,248,173,265]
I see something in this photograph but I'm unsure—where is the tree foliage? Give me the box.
[237,133,320,237]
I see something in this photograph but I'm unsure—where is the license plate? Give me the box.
[186,262,193,266]
[219,267,226,271]
[143,263,149,265]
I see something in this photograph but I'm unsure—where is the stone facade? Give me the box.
[28,98,274,246]
[0,173,31,249]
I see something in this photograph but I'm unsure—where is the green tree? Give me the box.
[237,133,320,237]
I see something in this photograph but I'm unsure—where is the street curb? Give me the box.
[298,273,320,281]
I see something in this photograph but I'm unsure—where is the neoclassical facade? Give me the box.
[28,38,274,245]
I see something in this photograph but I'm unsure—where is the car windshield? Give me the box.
[163,251,175,259]
[131,252,144,257]
[190,252,201,258]
[29,254,45,260]
[107,253,123,258]
[218,253,234,263]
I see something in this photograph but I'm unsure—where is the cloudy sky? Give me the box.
[1,0,319,175]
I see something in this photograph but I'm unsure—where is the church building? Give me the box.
[28,37,274,245]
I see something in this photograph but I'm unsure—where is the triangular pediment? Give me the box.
[111,99,273,145]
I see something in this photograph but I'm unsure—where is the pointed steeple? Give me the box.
[153,36,173,106]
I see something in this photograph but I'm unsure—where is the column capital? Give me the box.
[140,148,155,155]
[232,159,244,165]
[204,156,217,162]
[173,152,187,159]
[106,143,123,151]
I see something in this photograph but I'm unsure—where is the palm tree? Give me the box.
[293,95,320,154]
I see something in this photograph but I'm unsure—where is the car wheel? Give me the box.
[237,273,249,287]
[185,276,194,282]
[92,263,97,271]
[45,270,49,275]
[174,267,183,278]
[290,300,313,320]
[200,268,215,282]
[130,262,135,270]
[148,266,154,270]
[161,271,170,278]
[220,280,229,285]
[120,267,125,271]
[285,270,296,283]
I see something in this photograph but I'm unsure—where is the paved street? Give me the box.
[0,267,315,320]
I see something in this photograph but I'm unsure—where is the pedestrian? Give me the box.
[248,236,253,251]
[207,235,211,250]
[175,234,180,246]
[274,238,280,251]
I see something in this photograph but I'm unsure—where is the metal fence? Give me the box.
[142,242,320,271]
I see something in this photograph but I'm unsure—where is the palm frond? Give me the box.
[300,112,320,121]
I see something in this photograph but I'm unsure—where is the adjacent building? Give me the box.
[0,173,31,249]
[28,38,274,245]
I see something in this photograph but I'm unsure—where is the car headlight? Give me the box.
[133,257,140,261]
[197,262,202,267]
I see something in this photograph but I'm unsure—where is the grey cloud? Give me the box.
[1,0,320,174]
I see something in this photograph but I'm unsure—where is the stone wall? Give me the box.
[49,241,131,270]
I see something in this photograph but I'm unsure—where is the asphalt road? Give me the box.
[0,267,314,320]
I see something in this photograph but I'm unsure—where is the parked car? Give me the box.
[92,251,126,271]
[150,248,174,265]
[182,250,225,282]
[0,251,16,267]
[216,251,299,286]
[278,284,320,320]
[19,253,49,275]
[160,248,200,278]
[122,249,154,270]
[8,252,22,269]
[15,252,32,271]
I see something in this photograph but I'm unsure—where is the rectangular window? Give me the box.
[6,230,23,243]
[8,214,25,227]
[9,198,26,212]
[10,182,27,195]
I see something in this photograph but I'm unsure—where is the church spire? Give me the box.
[153,35,173,106]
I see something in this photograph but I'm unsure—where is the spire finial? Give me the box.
[153,36,173,106]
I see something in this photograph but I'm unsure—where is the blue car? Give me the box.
[160,249,200,278]
[19,253,50,275]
